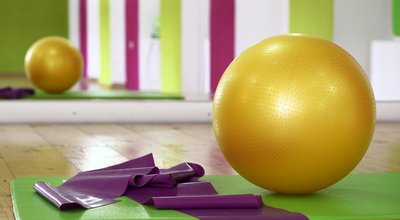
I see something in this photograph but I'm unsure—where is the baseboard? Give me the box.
[375,101,400,122]
[0,100,212,123]
[0,100,398,123]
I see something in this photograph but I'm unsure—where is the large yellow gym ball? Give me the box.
[25,36,83,94]
[212,34,376,194]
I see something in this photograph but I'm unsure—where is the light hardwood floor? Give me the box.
[0,122,399,219]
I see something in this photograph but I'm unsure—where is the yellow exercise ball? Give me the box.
[213,34,375,194]
[25,36,83,93]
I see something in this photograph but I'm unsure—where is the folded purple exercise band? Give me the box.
[0,87,35,99]
[34,154,308,220]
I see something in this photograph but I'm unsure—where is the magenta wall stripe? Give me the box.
[79,0,88,89]
[125,0,139,90]
[210,0,235,94]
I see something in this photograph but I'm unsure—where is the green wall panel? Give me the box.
[99,0,111,86]
[290,0,333,40]
[160,0,182,94]
[0,0,68,73]
[393,0,400,36]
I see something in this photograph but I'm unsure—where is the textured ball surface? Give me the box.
[25,36,83,93]
[212,34,376,194]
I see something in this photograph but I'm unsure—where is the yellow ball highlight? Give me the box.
[212,34,376,194]
[25,36,83,94]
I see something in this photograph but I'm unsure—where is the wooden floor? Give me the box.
[0,122,399,219]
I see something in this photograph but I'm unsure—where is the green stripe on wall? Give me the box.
[99,0,112,86]
[160,0,182,94]
[393,0,400,36]
[289,0,333,40]
[0,0,68,73]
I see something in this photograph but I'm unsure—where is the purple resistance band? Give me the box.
[34,154,308,220]
[125,0,139,90]
[0,87,35,99]
[210,0,235,94]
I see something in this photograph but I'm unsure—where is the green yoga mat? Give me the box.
[11,173,400,220]
[27,90,183,100]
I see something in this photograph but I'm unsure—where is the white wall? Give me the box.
[87,0,101,79]
[110,0,126,84]
[68,0,80,49]
[181,0,210,99]
[333,0,393,76]
[235,0,289,55]
[139,0,161,91]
